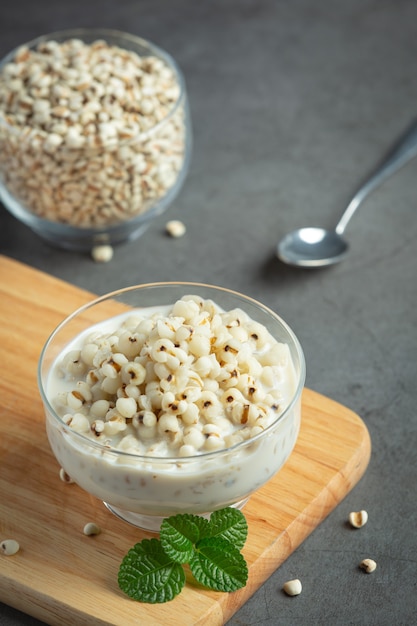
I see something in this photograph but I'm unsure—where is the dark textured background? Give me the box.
[1,1,416,624]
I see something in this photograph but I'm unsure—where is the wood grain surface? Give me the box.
[0,255,371,625]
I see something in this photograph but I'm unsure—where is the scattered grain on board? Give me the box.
[83,522,101,536]
[0,539,20,555]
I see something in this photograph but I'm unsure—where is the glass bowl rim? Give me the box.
[0,27,187,144]
[38,281,306,464]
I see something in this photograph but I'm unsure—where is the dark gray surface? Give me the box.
[1,1,416,625]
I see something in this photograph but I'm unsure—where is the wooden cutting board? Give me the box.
[0,255,371,626]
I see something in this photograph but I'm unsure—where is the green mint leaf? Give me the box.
[160,513,210,564]
[118,538,185,603]
[190,513,212,539]
[208,507,248,550]
[190,537,248,592]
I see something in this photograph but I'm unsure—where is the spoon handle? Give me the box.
[335,119,417,235]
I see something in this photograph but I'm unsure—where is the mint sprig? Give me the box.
[118,507,249,603]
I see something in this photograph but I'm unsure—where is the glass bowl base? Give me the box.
[103,498,250,532]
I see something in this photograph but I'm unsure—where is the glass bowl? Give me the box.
[38,283,305,531]
[0,29,192,251]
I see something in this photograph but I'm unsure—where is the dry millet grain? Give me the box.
[166,219,186,237]
[283,579,302,596]
[359,558,377,573]
[83,522,101,536]
[1,539,20,555]
[59,467,75,483]
[348,510,368,528]
[91,244,114,263]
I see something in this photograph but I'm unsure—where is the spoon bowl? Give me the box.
[277,227,349,267]
[276,119,417,268]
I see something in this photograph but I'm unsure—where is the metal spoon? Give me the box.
[277,119,417,267]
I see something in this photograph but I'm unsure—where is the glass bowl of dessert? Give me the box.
[0,29,191,251]
[38,283,305,531]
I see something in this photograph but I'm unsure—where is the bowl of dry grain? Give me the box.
[0,28,192,252]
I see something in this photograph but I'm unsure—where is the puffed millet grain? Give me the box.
[359,558,377,573]
[166,219,186,237]
[83,522,101,536]
[348,510,368,528]
[50,296,296,458]
[1,539,20,556]
[283,579,302,596]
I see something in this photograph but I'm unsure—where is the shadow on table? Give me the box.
[257,248,335,288]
